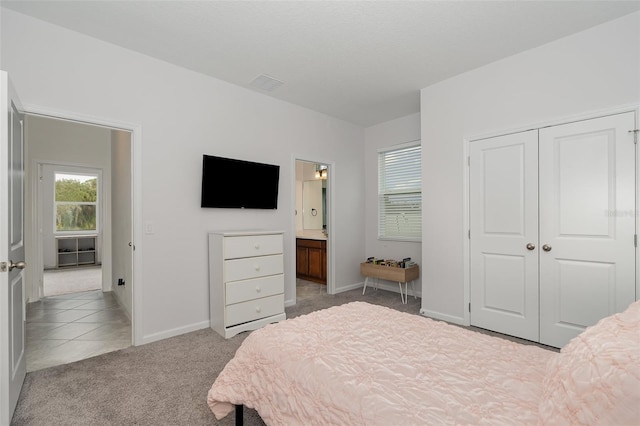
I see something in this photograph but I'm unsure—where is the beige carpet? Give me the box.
[43,267,102,296]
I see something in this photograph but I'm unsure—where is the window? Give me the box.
[378,142,421,241]
[55,172,98,232]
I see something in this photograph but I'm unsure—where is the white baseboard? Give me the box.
[420,309,466,326]
[141,320,210,345]
[333,282,364,293]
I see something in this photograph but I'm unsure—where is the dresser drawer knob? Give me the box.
[255,286,261,293]
[254,243,260,249]
[255,306,261,313]
[254,264,261,271]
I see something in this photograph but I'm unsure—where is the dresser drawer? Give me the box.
[224,234,283,259]
[226,294,284,327]
[225,254,283,282]
[225,274,284,305]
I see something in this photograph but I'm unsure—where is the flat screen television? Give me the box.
[201,155,280,209]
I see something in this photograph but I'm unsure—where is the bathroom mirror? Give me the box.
[302,180,324,230]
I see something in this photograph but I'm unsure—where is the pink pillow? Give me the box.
[539,300,640,425]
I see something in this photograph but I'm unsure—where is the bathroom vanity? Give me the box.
[296,236,326,284]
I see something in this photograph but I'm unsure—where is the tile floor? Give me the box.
[26,290,131,372]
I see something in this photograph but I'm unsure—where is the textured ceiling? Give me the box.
[2,1,639,126]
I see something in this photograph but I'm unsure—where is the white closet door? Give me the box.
[469,130,539,341]
[539,112,636,348]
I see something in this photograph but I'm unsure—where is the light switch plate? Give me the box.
[145,221,155,234]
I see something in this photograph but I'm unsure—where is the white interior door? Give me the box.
[0,71,26,424]
[539,112,636,348]
[469,130,539,341]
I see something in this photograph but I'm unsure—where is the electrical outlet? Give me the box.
[117,278,125,286]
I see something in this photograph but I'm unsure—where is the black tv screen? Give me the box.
[201,155,280,209]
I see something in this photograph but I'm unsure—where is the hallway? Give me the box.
[26,290,130,372]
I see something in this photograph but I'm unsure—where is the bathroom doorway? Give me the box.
[295,160,329,302]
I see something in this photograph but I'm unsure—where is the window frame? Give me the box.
[53,169,101,235]
[377,140,422,242]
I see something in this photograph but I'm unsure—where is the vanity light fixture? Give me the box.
[315,164,328,180]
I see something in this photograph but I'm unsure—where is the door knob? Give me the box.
[526,243,535,251]
[9,260,26,271]
[542,244,552,252]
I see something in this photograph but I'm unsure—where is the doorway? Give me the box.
[24,114,134,371]
[295,160,330,302]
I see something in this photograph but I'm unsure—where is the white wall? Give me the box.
[363,113,422,294]
[420,12,640,323]
[111,129,132,318]
[1,9,365,343]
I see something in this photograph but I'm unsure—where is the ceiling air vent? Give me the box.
[249,74,284,92]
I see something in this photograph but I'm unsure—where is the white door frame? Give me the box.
[463,104,639,328]
[290,155,335,303]
[22,105,144,346]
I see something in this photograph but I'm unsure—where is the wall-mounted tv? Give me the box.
[201,155,280,209]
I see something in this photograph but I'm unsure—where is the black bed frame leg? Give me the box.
[235,404,243,426]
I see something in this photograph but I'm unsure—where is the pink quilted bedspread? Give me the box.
[207,302,556,425]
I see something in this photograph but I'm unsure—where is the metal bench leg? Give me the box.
[398,282,406,304]
[362,276,369,295]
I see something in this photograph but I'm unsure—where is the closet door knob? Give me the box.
[542,244,552,252]
[526,243,535,251]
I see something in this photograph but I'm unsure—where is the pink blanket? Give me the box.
[207,302,555,425]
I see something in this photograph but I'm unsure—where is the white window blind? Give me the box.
[378,142,421,240]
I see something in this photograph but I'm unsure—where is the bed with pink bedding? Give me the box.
[207,300,640,425]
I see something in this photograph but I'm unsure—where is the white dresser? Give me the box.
[209,230,286,338]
